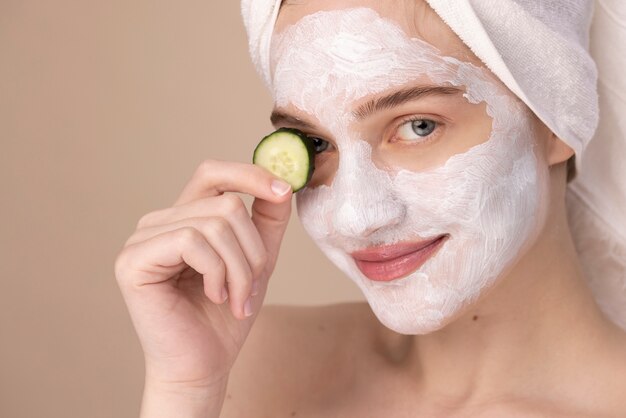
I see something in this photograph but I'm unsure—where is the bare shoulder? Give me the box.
[221,301,375,418]
[589,329,626,414]
[542,327,626,417]
[486,325,626,417]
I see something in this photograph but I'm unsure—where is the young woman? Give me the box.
[115,0,626,416]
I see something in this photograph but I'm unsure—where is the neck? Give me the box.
[375,204,619,406]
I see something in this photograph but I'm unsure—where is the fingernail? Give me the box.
[271,179,291,196]
[251,280,260,296]
[221,287,229,303]
[244,297,254,317]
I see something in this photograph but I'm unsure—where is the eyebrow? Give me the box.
[269,85,464,129]
[270,111,316,130]
[353,85,463,120]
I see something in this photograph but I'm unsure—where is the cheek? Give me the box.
[295,183,335,241]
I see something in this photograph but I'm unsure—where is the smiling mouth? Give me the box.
[350,235,448,282]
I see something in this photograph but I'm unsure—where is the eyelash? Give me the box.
[390,116,443,145]
[308,135,333,155]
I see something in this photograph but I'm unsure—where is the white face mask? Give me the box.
[271,8,550,334]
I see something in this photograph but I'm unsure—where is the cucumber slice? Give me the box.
[253,128,316,192]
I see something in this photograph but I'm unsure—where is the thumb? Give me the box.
[251,188,293,263]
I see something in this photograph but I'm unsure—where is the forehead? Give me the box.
[276,0,487,70]
[271,8,464,106]
[269,5,504,119]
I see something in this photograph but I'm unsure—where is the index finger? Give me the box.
[174,159,293,206]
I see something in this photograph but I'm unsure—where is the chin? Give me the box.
[366,292,473,335]
[375,311,450,335]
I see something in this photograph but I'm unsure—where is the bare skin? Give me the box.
[115,0,626,417]
[223,298,626,417]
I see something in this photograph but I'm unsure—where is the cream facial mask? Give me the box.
[271,8,549,334]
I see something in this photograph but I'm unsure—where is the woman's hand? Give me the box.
[114,159,293,398]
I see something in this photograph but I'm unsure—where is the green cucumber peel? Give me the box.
[253,128,316,192]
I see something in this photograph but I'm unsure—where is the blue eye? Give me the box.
[397,119,438,141]
[309,136,330,154]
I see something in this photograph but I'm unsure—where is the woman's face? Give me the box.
[270,1,551,334]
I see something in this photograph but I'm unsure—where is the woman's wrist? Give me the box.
[140,376,229,418]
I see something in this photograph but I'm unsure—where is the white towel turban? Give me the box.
[240,0,626,330]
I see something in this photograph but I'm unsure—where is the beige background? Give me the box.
[0,2,364,417]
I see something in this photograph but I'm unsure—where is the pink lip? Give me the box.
[350,235,448,282]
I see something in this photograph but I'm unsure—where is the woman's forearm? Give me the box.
[140,378,228,418]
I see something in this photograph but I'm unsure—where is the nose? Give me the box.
[333,197,406,238]
[329,139,408,238]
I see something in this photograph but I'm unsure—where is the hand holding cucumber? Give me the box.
[114,127,315,415]
[114,158,293,413]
